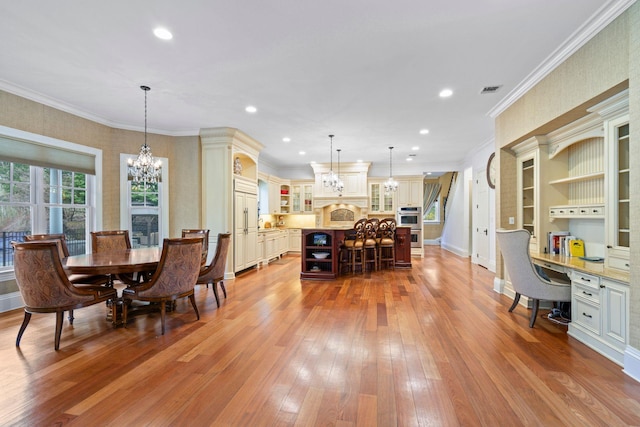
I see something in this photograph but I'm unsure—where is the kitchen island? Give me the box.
[300,226,412,280]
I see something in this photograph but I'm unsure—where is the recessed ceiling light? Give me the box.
[406,157,413,162]
[153,27,173,40]
[412,146,419,151]
[426,172,432,175]
[419,129,429,135]
[439,88,453,98]
[299,151,305,155]
[356,159,363,163]
[245,106,257,113]
[283,137,291,143]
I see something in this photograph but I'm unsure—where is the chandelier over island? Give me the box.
[128,85,162,184]
[322,134,344,192]
[384,146,398,194]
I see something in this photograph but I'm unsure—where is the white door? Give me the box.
[474,170,490,269]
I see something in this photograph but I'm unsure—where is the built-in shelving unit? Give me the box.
[521,158,535,237]
[300,229,339,279]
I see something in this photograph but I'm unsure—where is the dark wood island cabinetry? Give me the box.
[300,226,412,280]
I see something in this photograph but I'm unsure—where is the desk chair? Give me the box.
[496,229,571,327]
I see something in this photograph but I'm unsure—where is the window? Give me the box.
[424,196,440,223]
[120,154,169,248]
[0,162,94,268]
[0,126,102,275]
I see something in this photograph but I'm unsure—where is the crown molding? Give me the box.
[488,0,636,119]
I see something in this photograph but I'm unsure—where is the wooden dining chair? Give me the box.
[122,237,203,334]
[181,229,210,268]
[12,240,118,350]
[196,233,231,307]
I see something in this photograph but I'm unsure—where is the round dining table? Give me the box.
[63,247,162,326]
[63,247,161,276]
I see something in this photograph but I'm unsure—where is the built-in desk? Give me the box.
[531,253,630,365]
[531,253,629,283]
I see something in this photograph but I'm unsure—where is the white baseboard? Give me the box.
[440,242,469,257]
[0,291,23,313]
[493,277,504,293]
[423,239,440,246]
[624,346,640,383]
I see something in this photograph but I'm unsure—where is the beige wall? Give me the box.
[495,4,640,348]
[0,90,202,242]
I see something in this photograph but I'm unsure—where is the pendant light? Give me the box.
[384,146,398,194]
[335,148,344,194]
[128,85,162,183]
[322,134,341,191]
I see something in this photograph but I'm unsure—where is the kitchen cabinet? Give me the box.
[291,182,313,213]
[394,226,412,268]
[234,178,258,272]
[268,178,291,214]
[369,181,394,214]
[288,228,301,252]
[396,177,422,207]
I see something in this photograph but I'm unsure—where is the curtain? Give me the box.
[423,181,441,217]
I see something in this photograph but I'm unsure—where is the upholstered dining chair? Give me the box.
[377,218,396,270]
[181,229,210,268]
[90,230,143,285]
[196,233,231,307]
[121,237,203,334]
[12,240,117,350]
[91,230,132,253]
[25,233,110,286]
[496,229,572,327]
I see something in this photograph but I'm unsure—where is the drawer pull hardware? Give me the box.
[582,291,592,296]
[583,313,593,318]
[581,277,590,282]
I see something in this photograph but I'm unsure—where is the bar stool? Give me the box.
[377,218,396,270]
[340,219,366,274]
[363,219,378,272]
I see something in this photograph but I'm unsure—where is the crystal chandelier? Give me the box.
[128,85,162,183]
[384,146,398,194]
[322,134,343,192]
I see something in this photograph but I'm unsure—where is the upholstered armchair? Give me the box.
[496,229,571,327]
[122,237,203,334]
[12,240,117,350]
[196,233,231,307]
[181,229,210,269]
[25,233,110,286]
[90,230,146,284]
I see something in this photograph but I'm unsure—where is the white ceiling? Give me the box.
[0,1,623,177]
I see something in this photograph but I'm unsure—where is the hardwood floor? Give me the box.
[2,246,640,426]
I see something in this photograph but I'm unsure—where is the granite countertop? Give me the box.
[531,253,629,283]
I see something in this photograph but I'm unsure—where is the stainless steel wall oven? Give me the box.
[397,207,422,248]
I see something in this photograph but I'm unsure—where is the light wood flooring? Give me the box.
[2,246,640,426]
